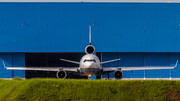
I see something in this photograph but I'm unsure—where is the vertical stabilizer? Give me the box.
[89,25,91,45]
[85,25,96,54]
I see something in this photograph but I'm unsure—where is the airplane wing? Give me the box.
[103,60,178,72]
[2,61,78,72]
[5,67,79,72]
[103,66,176,72]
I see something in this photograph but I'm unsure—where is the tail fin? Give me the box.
[89,25,91,45]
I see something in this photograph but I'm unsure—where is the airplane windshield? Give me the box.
[83,59,96,63]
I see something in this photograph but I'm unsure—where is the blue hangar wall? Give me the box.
[0,3,180,78]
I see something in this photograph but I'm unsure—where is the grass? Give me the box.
[0,79,180,101]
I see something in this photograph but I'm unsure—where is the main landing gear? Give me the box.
[107,72,110,80]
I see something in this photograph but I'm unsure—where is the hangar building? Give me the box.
[0,2,180,79]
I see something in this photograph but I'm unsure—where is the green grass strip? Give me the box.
[0,78,180,101]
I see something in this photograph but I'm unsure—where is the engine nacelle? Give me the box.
[85,45,96,54]
[56,70,67,79]
[114,70,123,79]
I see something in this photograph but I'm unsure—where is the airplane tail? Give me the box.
[89,25,91,45]
[84,25,96,54]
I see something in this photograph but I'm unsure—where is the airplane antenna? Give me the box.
[89,25,91,45]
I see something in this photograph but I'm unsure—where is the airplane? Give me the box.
[2,26,179,79]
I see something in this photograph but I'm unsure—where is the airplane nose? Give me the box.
[84,63,93,68]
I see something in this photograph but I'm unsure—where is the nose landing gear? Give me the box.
[88,74,92,79]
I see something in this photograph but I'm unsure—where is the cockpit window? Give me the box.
[83,59,96,63]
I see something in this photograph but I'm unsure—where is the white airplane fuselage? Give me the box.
[79,54,101,76]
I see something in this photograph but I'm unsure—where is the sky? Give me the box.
[0,0,180,2]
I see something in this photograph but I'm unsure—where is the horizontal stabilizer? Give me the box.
[60,58,79,64]
[101,58,121,65]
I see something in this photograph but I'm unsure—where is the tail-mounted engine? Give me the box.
[85,45,96,54]
[56,70,67,79]
[114,70,123,79]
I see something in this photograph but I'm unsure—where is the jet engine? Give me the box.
[85,45,96,54]
[56,70,67,79]
[114,70,123,79]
